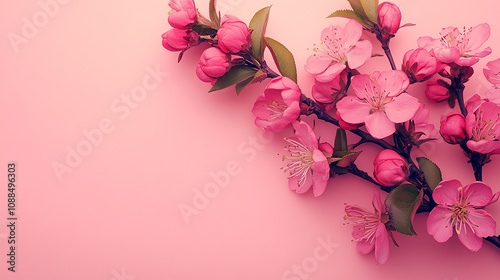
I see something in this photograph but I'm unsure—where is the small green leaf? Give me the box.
[249,6,271,62]
[347,0,368,20]
[385,184,423,236]
[209,0,220,27]
[235,76,254,95]
[334,128,348,153]
[416,157,442,191]
[360,0,379,23]
[327,9,366,26]
[336,151,361,168]
[263,37,297,83]
[209,66,258,93]
[192,24,218,36]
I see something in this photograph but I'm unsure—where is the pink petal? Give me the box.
[288,170,313,194]
[336,96,371,124]
[467,139,500,155]
[377,70,409,97]
[433,179,461,205]
[316,63,346,83]
[365,111,395,139]
[305,54,333,75]
[351,74,375,100]
[372,191,384,214]
[467,23,490,51]
[346,40,372,69]
[356,236,375,254]
[384,93,420,123]
[293,121,319,150]
[468,208,496,238]
[464,182,494,207]
[435,47,460,63]
[342,19,362,47]
[456,57,480,67]
[374,224,390,264]
[457,223,484,252]
[426,206,453,242]
[311,151,330,197]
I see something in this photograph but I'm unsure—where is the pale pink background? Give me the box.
[1,0,500,279]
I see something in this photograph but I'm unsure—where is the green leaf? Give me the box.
[235,76,254,95]
[263,37,297,83]
[249,6,271,62]
[360,0,379,23]
[209,66,258,93]
[416,157,442,191]
[334,128,348,153]
[385,184,423,236]
[327,9,367,26]
[347,0,368,20]
[336,151,361,168]
[209,0,220,27]
[192,24,218,36]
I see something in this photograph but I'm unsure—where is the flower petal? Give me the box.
[293,121,319,150]
[426,206,453,242]
[356,236,375,254]
[457,223,484,252]
[467,139,500,155]
[384,93,420,123]
[468,208,496,238]
[466,23,490,51]
[288,170,313,194]
[311,150,330,197]
[433,179,461,205]
[336,96,371,124]
[377,70,409,97]
[342,19,362,47]
[374,224,390,264]
[305,53,333,75]
[351,74,375,100]
[316,63,346,83]
[364,111,395,139]
[464,182,494,207]
[346,40,372,69]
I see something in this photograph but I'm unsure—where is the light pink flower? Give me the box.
[282,121,330,197]
[418,23,491,66]
[373,149,409,187]
[402,48,438,83]
[425,78,450,102]
[252,77,301,132]
[377,2,401,39]
[336,70,420,139]
[345,191,391,264]
[440,112,466,144]
[168,0,197,29]
[217,15,251,54]
[305,20,372,83]
[465,100,500,155]
[484,58,500,103]
[427,179,498,252]
[196,47,231,83]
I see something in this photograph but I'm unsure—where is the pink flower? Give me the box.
[344,191,391,264]
[427,179,498,252]
[440,112,466,144]
[425,78,450,102]
[311,71,348,111]
[168,0,197,29]
[162,28,190,51]
[402,48,438,83]
[252,77,301,132]
[484,58,500,103]
[373,149,409,187]
[404,104,437,143]
[196,47,231,83]
[465,101,500,155]
[282,121,330,197]
[377,2,401,39]
[418,23,492,66]
[336,70,420,139]
[217,15,251,54]
[305,19,373,83]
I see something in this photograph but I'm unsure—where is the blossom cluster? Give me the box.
[162,0,500,264]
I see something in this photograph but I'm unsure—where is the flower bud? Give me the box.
[168,0,197,29]
[440,112,467,144]
[425,78,450,102]
[196,47,231,83]
[217,15,251,54]
[373,149,409,187]
[336,111,361,131]
[377,2,401,38]
[402,48,438,83]
[162,28,190,51]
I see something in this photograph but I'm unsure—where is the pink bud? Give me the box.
[312,71,348,107]
[373,149,409,187]
[162,29,190,51]
[319,142,334,155]
[402,48,438,83]
[336,111,361,131]
[440,112,466,144]
[377,2,401,38]
[217,15,251,54]
[168,0,197,29]
[425,78,450,102]
[196,47,231,83]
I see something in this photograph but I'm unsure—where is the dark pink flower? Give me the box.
[418,23,492,66]
[252,77,301,132]
[311,71,348,111]
[217,15,251,54]
[168,0,197,29]
[377,2,401,39]
[465,100,500,155]
[440,112,466,144]
[345,191,391,264]
[425,78,450,102]
[373,149,409,187]
[196,47,231,83]
[162,28,190,51]
[402,48,438,83]
[427,179,498,251]
[336,70,419,139]
[305,20,372,83]
[282,121,330,197]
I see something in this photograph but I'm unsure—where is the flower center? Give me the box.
[282,138,314,187]
[314,28,348,64]
[344,206,381,244]
[472,110,499,141]
[361,79,394,113]
[265,101,288,122]
[440,26,472,54]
